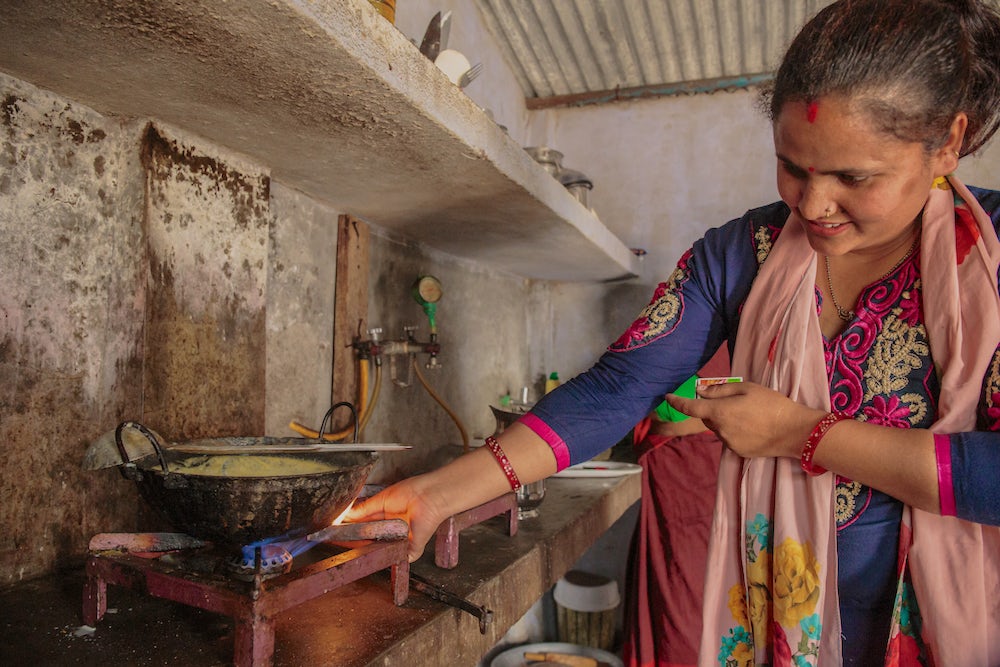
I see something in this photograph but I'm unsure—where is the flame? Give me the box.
[331,500,355,526]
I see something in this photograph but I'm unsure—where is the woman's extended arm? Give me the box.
[344,422,557,562]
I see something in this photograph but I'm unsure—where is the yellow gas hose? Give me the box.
[290,354,467,452]
[358,362,383,436]
[412,356,470,452]
[289,357,371,441]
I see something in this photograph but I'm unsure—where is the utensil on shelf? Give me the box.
[458,62,483,88]
[558,168,594,207]
[419,11,444,62]
[439,11,452,52]
[524,146,564,176]
[434,49,471,85]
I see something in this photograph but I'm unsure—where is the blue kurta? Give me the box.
[527,187,1000,662]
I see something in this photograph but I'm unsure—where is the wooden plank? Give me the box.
[331,215,369,432]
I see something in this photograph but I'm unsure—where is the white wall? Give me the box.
[527,91,778,377]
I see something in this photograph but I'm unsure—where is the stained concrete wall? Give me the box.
[264,181,339,437]
[141,123,271,438]
[1,75,147,582]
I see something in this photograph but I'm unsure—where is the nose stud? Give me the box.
[823,207,834,219]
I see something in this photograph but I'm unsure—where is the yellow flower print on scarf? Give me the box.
[723,584,754,667]
[772,536,822,627]
[727,582,749,627]
[719,515,825,665]
[746,549,773,643]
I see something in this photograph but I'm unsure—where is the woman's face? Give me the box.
[773,95,957,259]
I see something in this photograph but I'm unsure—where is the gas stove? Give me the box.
[84,520,410,667]
[83,493,518,667]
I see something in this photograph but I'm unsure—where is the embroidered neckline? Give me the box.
[824,234,921,322]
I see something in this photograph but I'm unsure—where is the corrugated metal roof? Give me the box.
[475,0,835,108]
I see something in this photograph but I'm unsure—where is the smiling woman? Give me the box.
[346,1,1000,665]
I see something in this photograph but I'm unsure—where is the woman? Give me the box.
[347,0,1000,663]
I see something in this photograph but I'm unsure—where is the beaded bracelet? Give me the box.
[484,435,522,491]
[800,412,851,476]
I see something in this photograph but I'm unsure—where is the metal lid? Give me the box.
[557,168,593,188]
[524,146,564,166]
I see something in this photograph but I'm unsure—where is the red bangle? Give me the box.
[800,412,851,476]
[484,436,522,491]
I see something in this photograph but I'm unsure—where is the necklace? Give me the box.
[824,235,920,322]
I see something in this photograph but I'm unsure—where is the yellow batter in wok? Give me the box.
[169,454,337,477]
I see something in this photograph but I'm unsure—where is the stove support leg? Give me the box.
[435,516,461,569]
[233,614,275,667]
[506,500,518,536]
[390,558,410,605]
[434,493,518,569]
[82,560,107,626]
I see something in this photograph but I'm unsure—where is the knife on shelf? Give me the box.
[419,11,443,62]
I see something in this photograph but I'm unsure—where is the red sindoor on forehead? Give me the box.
[807,101,819,123]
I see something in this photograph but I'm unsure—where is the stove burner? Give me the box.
[228,543,294,580]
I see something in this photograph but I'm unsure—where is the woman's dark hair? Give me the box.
[760,0,1000,155]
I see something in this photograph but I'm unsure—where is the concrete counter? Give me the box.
[0,473,640,666]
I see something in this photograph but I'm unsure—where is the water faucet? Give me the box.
[352,275,444,371]
[380,326,441,367]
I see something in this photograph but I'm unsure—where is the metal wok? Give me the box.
[114,421,378,548]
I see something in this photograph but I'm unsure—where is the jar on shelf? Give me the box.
[368,0,395,23]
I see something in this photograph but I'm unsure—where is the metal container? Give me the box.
[524,146,564,176]
[558,168,593,207]
[115,422,377,547]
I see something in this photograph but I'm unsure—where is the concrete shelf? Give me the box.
[0,0,639,282]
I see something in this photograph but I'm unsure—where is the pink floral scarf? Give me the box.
[700,175,1000,666]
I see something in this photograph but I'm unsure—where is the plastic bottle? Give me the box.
[545,372,561,394]
[654,375,698,422]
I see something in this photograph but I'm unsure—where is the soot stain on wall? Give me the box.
[0,80,146,585]
[141,123,270,229]
[138,123,268,440]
